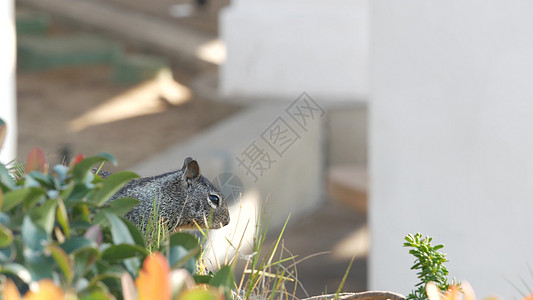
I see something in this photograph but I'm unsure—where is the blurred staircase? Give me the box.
[18,0,215,70]
[328,165,368,213]
[15,8,171,85]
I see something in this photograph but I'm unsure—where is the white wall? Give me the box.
[0,0,16,163]
[371,1,533,298]
[220,0,368,102]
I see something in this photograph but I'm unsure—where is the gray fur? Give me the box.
[96,157,230,231]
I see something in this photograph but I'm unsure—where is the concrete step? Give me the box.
[19,0,216,69]
[16,9,51,35]
[17,35,122,70]
[111,53,170,85]
[328,165,368,213]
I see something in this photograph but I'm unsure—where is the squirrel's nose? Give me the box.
[223,215,230,227]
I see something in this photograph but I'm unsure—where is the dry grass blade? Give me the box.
[334,256,355,300]
[243,269,295,282]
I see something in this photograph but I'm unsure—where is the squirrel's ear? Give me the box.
[182,157,194,170]
[183,157,201,179]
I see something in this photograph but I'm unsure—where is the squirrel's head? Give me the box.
[176,157,230,230]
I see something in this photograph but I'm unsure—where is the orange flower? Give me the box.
[136,252,171,300]
[24,279,65,300]
[427,282,475,300]
[1,279,21,300]
[1,279,65,300]
[523,294,533,300]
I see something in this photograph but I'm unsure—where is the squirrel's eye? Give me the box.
[208,194,220,208]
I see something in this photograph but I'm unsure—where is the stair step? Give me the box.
[17,35,122,70]
[111,54,170,85]
[328,165,368,213]
[16,10,51,35]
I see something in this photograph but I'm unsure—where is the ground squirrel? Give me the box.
[97,157,230,231]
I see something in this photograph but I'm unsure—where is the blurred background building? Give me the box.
[2,0,533,298]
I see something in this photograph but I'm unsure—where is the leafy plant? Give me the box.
[0,149,145,297]
[404,233,456,300]
[0,145,235,299]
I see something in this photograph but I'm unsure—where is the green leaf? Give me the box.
[0,212,9,226]
[25,250,54,281]
[105,213,135,245]
[209,265,235,300]
[168,246,196,273]
[0,223,13,248]
[22,215,48,251]
[59,182,75,201]
[2,188,41,211]
[209,265,235,287]
[169,232,200,255]
[123,218,146,249]
[47,243,73,284]
[79,290,111,300]
[89,172,138,207]
[0,263,32,283]
[194,275,213,284]
[52,164,69,182]
[21,188,47,210]
[0,163,15,190]
[72,246,100,280]
[67,183,92,203]
[93,197,140,226]
[167,232,201,273]
[61,237,95,254]
[56,198,70,238]
[72,153,117,181]
[180,289,218,300]
[30,199,58,235]
[88,266,124,282]
[102,244,148,260]
[71,204,91,223]
[0,244,13,263]
[104,212,140,276]
[28,171,54,189]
